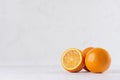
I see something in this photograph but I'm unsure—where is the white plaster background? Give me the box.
[0,0,120,68]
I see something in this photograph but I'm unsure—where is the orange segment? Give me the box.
[82,47,94,71]
[61,48,84,72]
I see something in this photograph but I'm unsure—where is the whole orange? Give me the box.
[85,48,111,73]
[82,47,94,71]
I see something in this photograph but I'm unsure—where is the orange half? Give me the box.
[61,48,84,72]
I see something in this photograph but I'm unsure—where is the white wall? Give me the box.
[0,0,120,67]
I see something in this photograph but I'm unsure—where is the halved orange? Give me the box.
[82,47,94,71]
[61,48,84,72]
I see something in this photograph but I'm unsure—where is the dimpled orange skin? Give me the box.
[85,48,111,73]
[82,47,94,71]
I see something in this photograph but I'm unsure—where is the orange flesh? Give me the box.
[63,50,81,68]
[61,48,84,72]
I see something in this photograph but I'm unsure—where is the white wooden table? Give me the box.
[0,65,119,80]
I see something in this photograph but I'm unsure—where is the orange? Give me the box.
[61,48,84,72]
[82,47,94,71]
[85,48,111,73]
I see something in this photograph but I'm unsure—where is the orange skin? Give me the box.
[85,48,111,73]
[82,47,94,71]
